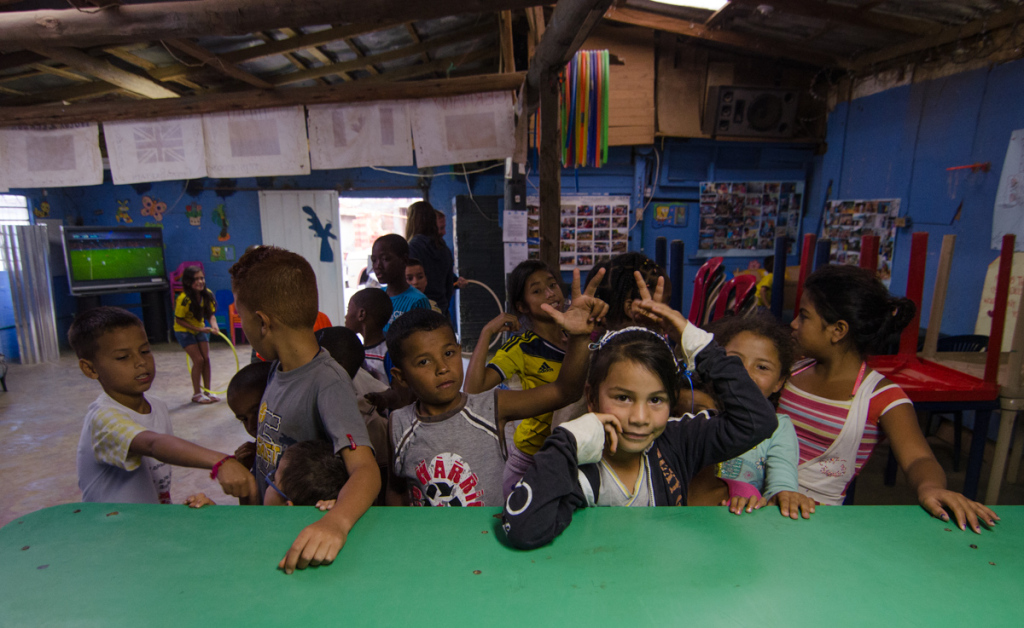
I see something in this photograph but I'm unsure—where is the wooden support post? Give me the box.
[538,70,561,272]
[813,238,832,272]
[770,235,788,319]
[921,234,955,359]
[654,236,667,271]
[899,232,928,357]
[985,234,1016,383]
[669,239,684,313]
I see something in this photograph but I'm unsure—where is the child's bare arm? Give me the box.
[464,313,519,394]
[882,401,999,533]
[129,431,257,499]
[278,445,380,574]
[494,269,608,452]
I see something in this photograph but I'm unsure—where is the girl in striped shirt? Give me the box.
[781,265,997,533]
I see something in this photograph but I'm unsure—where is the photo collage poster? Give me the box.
[526,195,631,270]
[697,181,804,256]
[821,198,900,285]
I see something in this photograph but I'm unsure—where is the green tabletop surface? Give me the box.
[1,504,1021,627]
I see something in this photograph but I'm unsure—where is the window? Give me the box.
[0,194,31,271]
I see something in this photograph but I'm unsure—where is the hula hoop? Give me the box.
[185,329,240,396]
[463,279,505,352]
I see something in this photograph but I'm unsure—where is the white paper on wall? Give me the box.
[0,123,103,188]
[307,101,413,169]
[992,129,1024,251]
[202,107,310,177]
[502,210,527,242]
[103,116,207,184]
[409,91,515,168]
[504,242,529,273]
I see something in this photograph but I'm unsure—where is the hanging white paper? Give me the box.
[992,129,1024,251]
[103,116,207,184]
[502,210,528,242]
[0,123,103,188]
[307,101,413,169]
[504,242,529,273]
[409,91,515,168]
[202,107,310,177]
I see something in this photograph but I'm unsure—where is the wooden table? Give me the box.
[1,504,1021,627]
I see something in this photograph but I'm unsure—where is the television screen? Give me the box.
[62,226,168,295]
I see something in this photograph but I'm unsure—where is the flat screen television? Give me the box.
[62,226,168,296]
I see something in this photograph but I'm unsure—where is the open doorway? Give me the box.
[337,197,421,299]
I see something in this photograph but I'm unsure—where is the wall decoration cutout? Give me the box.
[697,181,804,257]
[33,200,50,218]
[115,199,132,223]
[308,101,414,169]
[821,198,900,285]
[202,107,310,177]
[210,246,236,262]
[103,116,207,185]
[212,204,229,241]
[653,203,689,229]
[529,194,631,270]
[186,203,202,226]
[302,205,337,263]
[409,91,515,168]
[140,195,167,221]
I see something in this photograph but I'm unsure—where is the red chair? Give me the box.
[688,257,725,327]
[711,274,759,322]
[228,303,245,345]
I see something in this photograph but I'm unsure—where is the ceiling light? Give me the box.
[648,0,730,10]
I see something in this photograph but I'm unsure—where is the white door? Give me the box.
[257,190,344,326]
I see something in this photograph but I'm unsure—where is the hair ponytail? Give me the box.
[803,265,916,357]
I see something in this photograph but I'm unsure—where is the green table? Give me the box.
[1,504,1021,627]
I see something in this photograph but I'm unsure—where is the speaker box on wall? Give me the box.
[702,86,799,139]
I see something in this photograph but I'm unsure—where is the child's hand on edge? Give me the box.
[918,486,999,533]
[767,491,817,519]
[631,272,688,343]
[184,493,216,508]
[591,412,623,454]
[279,518,347,574]
[721,495,767,515]
[315,499,337,511]
[216,459,258,499]
[543,268,609,336]
[484,312,521,337]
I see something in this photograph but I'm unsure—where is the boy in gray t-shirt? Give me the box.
[231,246,380,574]
[385,269,608,508]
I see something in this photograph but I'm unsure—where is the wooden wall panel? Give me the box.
[583,23,655,146]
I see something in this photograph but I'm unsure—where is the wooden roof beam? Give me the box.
[604,5,842,68]
[405,23,432,64]
[343,37,381,76]
[0,0,547,52]
[263,31,337,85]
[163,38,274,89]
[25,45,180,98]
[852,4,1024,70]
[0,80,121,106]
[276,28,347,81]
[0,71,524,126]
[102,46,205,91]
[526,0,615,107]
[728,0,939,36]
[270,22,493,86]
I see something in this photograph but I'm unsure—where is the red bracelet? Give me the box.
[210,455,235,480]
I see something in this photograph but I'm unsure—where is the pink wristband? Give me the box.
[210,455,235,480]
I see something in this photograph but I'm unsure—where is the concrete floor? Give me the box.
[1,343,1022,527]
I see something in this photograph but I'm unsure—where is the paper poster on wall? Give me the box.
[103,116,207,184]
[820,198,900,285]
[203,107,310,177]
[504,242,529,273]
[307,101,414,169]
[528,194,631,271]
[502,210,528,242]
[992,129,1024,251]
[409,91,515,168]
[210,245,236,262]
[974,252,1024,352]
[0,123,103,188]
[697,181,803,257]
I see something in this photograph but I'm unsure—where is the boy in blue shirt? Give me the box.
[371,234,431,332]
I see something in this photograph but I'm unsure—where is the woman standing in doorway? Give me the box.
[405,201,465,315]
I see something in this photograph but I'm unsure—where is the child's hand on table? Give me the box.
[767,491,816,519]
[722,495,766,515]
[279,518,347,574]
[315,499,336,511]
[918,486,999,533]
[184,493,216,508]
[543,268,608,336]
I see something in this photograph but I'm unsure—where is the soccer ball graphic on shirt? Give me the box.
[411,452,484,507]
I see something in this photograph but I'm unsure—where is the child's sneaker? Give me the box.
[192,393,213,404]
